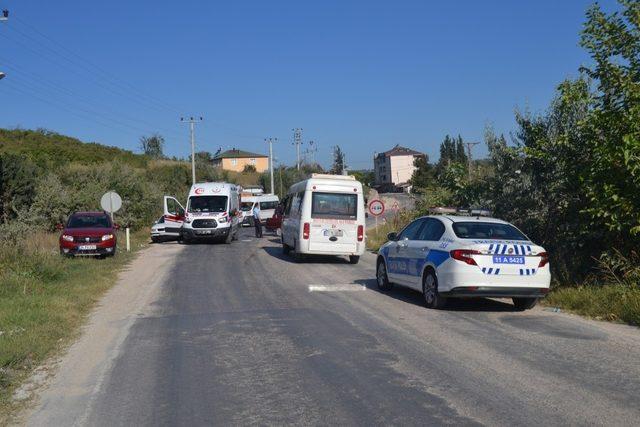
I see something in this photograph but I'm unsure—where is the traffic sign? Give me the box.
[391,201,400,211]
[100,191,122,214]
[368,199,385,217]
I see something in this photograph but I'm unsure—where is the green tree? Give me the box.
[330,146,346,174]
[139,133,165,158]
[436,134,467,177]
[580,1,640,237]
[409,155,435,192]
[0,153,39,223]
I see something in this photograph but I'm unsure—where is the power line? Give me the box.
[8,18,183,115]
[1,61,184,139]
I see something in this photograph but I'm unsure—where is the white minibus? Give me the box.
[281,174,365,264]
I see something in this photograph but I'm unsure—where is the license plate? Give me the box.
[78,245,97,250]
[196,230,212,235]
[493,255,524,264]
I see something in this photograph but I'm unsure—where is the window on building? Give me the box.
[231,159,237,166]
[250,158,256,164]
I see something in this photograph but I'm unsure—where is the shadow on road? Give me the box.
[262,246,352,265]
[353,278,518,312]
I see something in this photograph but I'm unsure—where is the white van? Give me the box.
[163,182,240,244]
[281,174,366,264]
[240,194,280,226]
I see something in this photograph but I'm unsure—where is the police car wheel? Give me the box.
[512,297,538,311]
[376,259,393,291]
[423,271,447,309]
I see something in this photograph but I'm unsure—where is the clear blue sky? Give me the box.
[0,0,616,169]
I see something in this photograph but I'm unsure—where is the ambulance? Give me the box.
[281,174,366,264]
[163,182,240,243]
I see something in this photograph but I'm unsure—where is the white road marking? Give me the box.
[308,284,366,292]
[241,239,252,242]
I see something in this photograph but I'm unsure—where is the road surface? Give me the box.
[27,228,640,426]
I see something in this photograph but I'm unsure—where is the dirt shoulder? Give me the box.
[12,242,183,426]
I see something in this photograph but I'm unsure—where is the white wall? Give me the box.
[389,155,416,184]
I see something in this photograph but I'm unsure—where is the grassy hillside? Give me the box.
[0,128,148,168]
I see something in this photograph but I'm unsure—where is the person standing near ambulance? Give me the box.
[253,203,263,238]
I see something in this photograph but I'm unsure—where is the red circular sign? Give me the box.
[368,199,385,217]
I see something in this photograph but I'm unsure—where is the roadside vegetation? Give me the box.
[0,230,148,419]
[371,2,640,325]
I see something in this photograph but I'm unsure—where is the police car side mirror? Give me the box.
[387,232,398,241]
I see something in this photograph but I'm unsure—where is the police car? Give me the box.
[376,215,550,310]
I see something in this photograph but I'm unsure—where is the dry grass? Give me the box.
[544,285,640,326]
[0,230,149,421]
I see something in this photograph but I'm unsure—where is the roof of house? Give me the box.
[378,144,424,157]
[213,149,267,160]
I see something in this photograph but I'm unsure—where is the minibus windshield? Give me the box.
[188,196,228,213]
[311,192,357,220]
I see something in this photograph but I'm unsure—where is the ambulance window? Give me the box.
[188,196,228,213]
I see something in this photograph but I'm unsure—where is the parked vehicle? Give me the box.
[281,174,366,264]
[151,216,180,243]
[376,215,551,310]
[59,211,118,257]
[240,194,280,226]
[163,182,241,244]
[265,204,284,234]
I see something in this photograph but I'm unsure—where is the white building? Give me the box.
[374,145,425,192]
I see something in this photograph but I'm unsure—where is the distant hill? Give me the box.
[0,128,148,168]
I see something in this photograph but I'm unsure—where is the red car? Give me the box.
[59,211,118,257]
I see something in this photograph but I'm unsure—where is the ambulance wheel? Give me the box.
[423,270,447,309]
[224,230,233,244]
[513,297,538,311]
[349,255,360,265]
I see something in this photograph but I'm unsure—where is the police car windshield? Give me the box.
[188,196,228,213]
[452,222,528,240]
[67,215,111,228]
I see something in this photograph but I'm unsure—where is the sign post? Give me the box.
[100,191,127,251]
[368,199,385,230]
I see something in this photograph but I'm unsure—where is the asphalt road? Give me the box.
[28,228,640,426]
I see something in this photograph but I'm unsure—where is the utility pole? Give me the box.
[303,140,318,166]
[292,128,303,170]
[465,142,480,177]
[265,137,277,194]
[181,116,203,185]
[1,9,8,81]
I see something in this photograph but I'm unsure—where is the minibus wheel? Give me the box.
[349,255,360,264]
